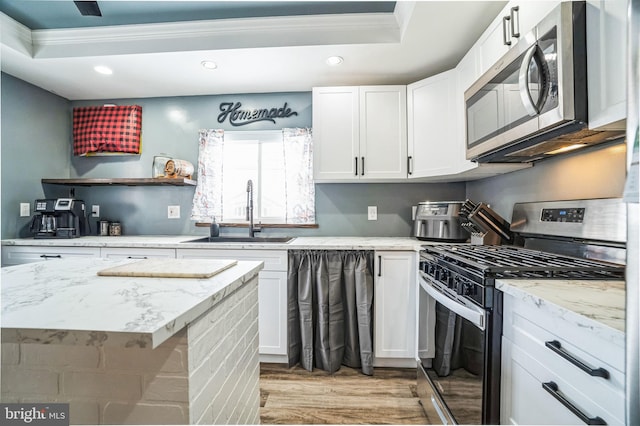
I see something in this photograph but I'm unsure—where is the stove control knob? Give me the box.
[447,275,455,288]
[463,282,474,296]
[428,264,436,277]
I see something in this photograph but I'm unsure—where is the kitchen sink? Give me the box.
[183,236,294,243]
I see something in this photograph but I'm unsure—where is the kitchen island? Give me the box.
[1,257,263,425]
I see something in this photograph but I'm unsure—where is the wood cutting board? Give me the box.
[97,258,238,278]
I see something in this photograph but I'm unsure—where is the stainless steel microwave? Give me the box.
[465,1,623,163]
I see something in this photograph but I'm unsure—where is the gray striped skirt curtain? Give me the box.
[287,250,375,375]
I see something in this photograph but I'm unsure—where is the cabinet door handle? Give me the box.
[408,156,413,175]
[542,382,607,425]
[510,6,520,38]
[545,340,610,379]
[377,256,382,277]
[354,157,358,176]
[502,16,512,46]
[361,157,365,176]
[40,254,62,259]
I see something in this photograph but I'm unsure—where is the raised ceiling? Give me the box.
[0,1,507,100]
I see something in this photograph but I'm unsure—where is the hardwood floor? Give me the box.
[259,363,429,424]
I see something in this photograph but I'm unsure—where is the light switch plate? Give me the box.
[20,203,30,217]
[412,206,417,220]
[368,206,377,221]
[91,205,100,217]
[168,205,180,219]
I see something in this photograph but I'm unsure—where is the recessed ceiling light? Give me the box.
[201,60,217,70]
[94,65,113,75]
[326,56,344,66]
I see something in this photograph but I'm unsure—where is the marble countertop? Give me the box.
[496,279,625,343]
[1,258,263,348]
[1,235,431,251]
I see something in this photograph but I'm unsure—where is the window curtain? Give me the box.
[287,250,374,375]
[191,129,224,222]
[282,128,315,224]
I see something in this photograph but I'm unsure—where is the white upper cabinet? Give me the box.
[313,86,407,182]
[312,86,360,181]
[359,86,408,180]
[407,70,460,178]
[478,1,560,76]
[587,0,627,130]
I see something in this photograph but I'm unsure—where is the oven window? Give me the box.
[427,301,484,425]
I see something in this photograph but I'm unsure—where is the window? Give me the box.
[191,128,315,224]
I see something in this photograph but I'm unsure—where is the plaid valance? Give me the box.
[73,105,142,156]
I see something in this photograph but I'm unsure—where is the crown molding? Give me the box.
[394,1,416,39]
[0,12,33,56]
[25,12,402,59]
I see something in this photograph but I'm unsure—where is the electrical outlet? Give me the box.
[168,205,180,219]
[20,203,30,217]
[91,205,100,217]
[368,206,377,221]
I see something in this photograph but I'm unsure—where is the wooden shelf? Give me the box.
[42,178,196,187]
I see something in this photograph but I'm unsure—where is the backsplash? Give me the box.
[466,142,627,221]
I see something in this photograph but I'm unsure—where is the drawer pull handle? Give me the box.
[542,381,607,425]
[40,254,62,259]
[127,256,148,259]
[545,340,610,379]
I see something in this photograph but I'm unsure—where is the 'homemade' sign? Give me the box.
[217,101,298,127]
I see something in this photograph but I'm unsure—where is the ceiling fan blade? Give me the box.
[74,1,102,17]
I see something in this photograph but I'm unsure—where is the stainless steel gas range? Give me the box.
[416,198,626,425]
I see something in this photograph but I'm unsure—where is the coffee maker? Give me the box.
[30,198,89,239]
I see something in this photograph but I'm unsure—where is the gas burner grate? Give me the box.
[423,244,625,280]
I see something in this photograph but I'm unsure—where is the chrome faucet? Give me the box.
[246,179,262,237]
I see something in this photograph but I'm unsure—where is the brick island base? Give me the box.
[1,276,260,425]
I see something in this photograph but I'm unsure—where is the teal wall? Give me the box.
[1,73,71,238]
[1,74,465,238]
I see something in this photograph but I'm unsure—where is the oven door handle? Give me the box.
[421,278,485,330]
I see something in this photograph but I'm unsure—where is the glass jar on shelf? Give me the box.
[152,154,172,178]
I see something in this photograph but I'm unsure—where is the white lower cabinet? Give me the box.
[176,248,288,361]
[1,245,101,266]
[100,247,176,259]
[373,251,417,367]
[255,270,287,357]
[501,292,625,425]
